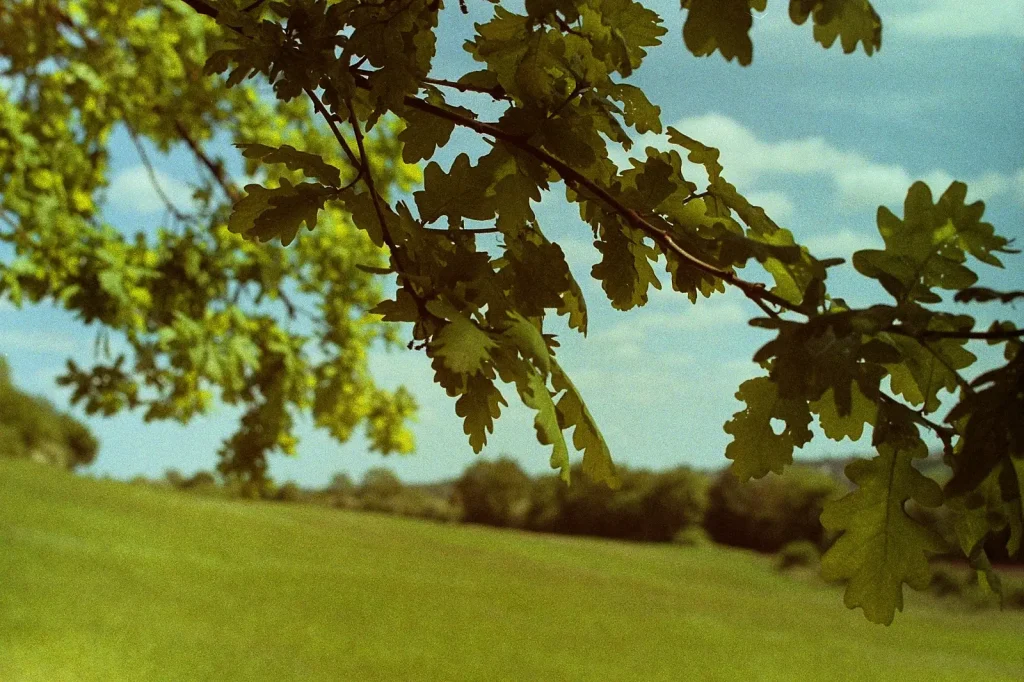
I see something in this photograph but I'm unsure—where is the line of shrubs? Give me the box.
[161,457,846,557]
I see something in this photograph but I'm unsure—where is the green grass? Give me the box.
[1,458,1021,681]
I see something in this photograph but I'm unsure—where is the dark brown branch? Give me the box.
[345,102,391,249]
[304,88,361,170]
[177,0,804,316]
[173,120,241,204]
[879,393,956,456]
[420,226,500,235]
[391,87,804,315]
[421,76,509,101]
[890,325,1024,342]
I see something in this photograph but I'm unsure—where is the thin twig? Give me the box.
[887,324,1024,342]
[127,128,192,222]
[879,393,956,455]
[421,76,508,100]
[420,226,500,235]
[304,88,361,170]
[345,100,391,248]
[173,120,241,203]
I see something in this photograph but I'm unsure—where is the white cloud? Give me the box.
[623,113,1024,213]
[889,0,1024,39]
[803,229,880,259]
[106,165,196,216]
[746,190,795,221]
[592,300,747,360]
[1013,169,1024,205]
[0,330,80,354]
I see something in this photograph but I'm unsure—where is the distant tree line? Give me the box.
[0,356,97,470]
[154,453,1021,576]
[158,456,846,555]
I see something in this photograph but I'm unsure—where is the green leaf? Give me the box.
[789,0,882,56]
[414,153,498,225]
[501,313,551,376]
[430,310,498,376]
[667,127,723,182]
[236,143,342,187]
[228,180,332,246]
[608,83,662,134]
[591,219,661,311]
[810,383,876,442]
[552,361,619,488]
[724,376,813,480]
[516,369,570,481]
[821,440,947,625]
[556,272,589,336]
[945,353,1024,496]
[680,0,766,66]
[398,106,455,164]
[853,181,1012,305]
[880,333,974,413]
[370,289,419,323]
[455,373,507,453]
[504,239,572,316]
[954,287,1024,305]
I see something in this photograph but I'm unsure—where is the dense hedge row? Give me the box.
[160,457,844,554]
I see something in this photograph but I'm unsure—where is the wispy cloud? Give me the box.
[803,229,880,259]
[590,299,747,360]
[0,330,81,354]
[620,113,1024,213]
[105,165,196,216]
[889,0,1024,39]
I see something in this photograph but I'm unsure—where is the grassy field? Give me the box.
[1,458,1021,681]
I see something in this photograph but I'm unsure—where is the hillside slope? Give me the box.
[1,459,1021,681]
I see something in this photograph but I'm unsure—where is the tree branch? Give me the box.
[173,120,241,204]
[304,88,361,170]
[177,0,805,316]
[175,0,218,19]
[421,76,509,101]
[879,393,956,456]
[389,86,804,315]
[887,325,1024,342]
[127,127,192,222]
[420,226,500,235]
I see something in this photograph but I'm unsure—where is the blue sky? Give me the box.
[2,0,1023,486]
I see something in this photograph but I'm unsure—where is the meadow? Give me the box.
[1,458,1021,681]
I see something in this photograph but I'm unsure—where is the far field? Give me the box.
[1,458,1021,681]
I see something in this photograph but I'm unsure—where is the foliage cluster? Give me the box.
[0,356,97,469]
[0,0,418,485]
[162,0,1023,624]
[704,466,844,553]
[1,0,1022,624]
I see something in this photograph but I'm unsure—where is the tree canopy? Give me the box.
[0,0,419,491]
[0,355,98,469]
[2,0,1022,626]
